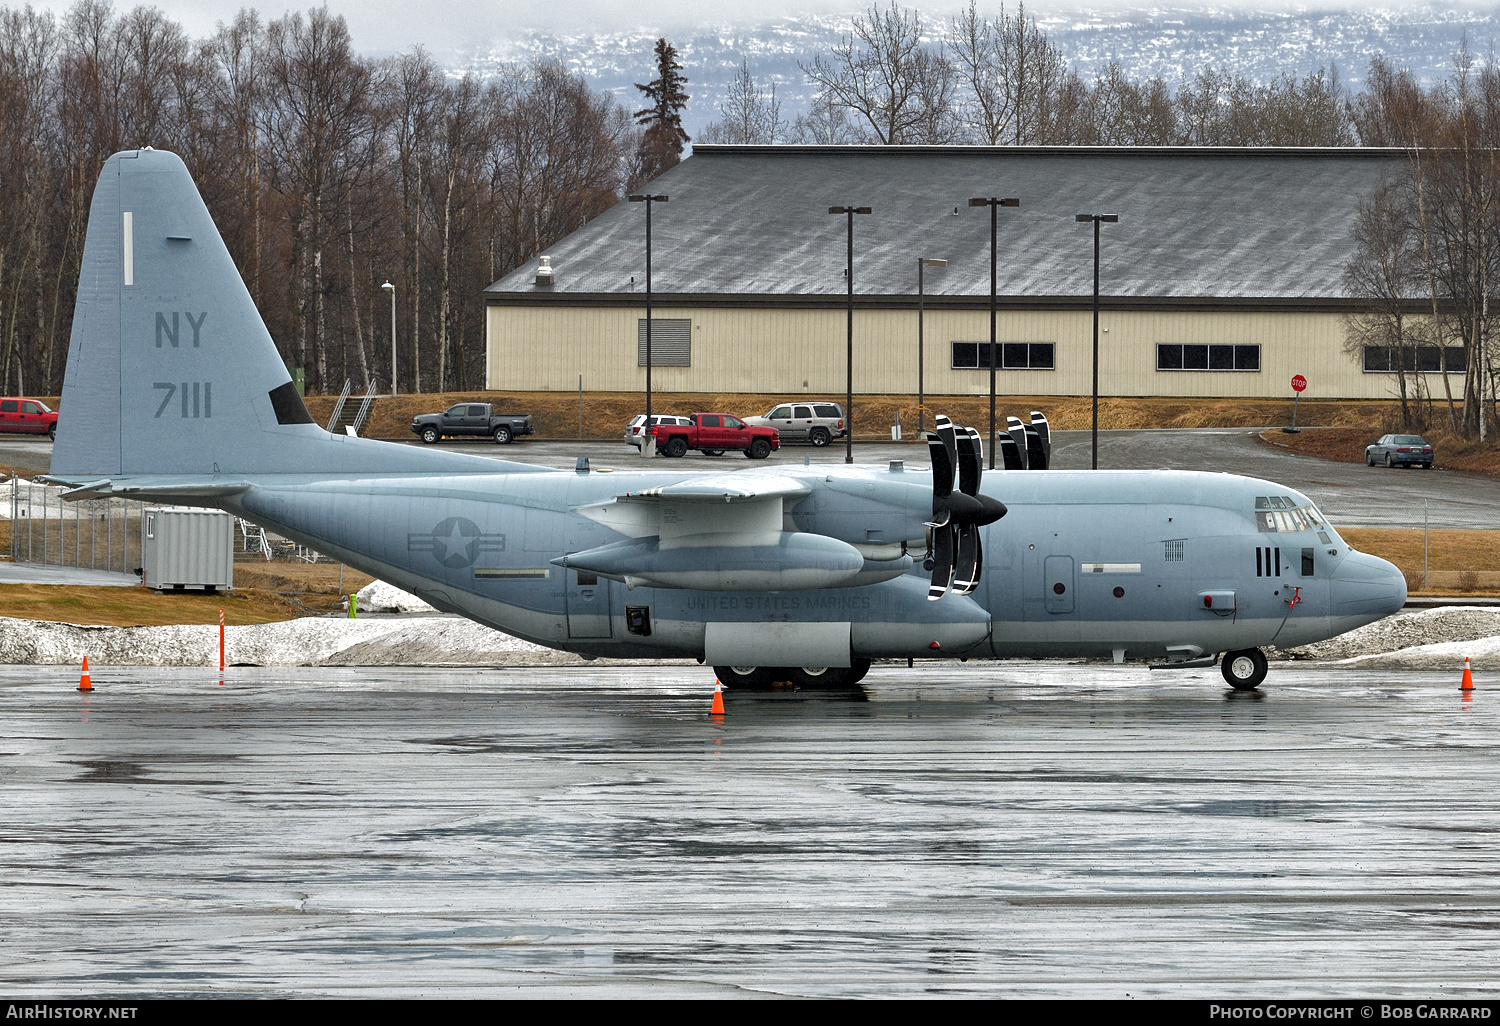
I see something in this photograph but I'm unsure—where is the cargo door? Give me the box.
[566,568,612,638]
[1044,555,1075,614]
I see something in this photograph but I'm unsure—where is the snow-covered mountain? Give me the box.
[457,4,1500,136]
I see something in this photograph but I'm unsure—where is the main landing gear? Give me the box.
[713,658,873,691]
[1221,648,1269,691]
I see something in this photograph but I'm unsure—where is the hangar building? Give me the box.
[484,145,1453,402]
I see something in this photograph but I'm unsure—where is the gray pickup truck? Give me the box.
[412,403,535,445]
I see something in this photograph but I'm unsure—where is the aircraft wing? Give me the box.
[616,475,813,503]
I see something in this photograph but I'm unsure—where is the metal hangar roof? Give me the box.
[484,145,1404,310]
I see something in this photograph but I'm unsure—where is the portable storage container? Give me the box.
[141,507,234,592]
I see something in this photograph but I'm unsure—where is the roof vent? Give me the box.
[535,256,554,287]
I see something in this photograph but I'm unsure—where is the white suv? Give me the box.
[624,413,691,450]
[743,402,846,446]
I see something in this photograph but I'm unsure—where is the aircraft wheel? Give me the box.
[788,665,855,690]
[420,427,440,444]
[713,665,775,691]
[1221,649,1268,691]
[846,656,872,685]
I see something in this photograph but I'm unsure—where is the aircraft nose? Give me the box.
[1331,549,1407,619]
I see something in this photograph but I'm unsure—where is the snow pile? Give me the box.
[345,580,435,613]
[1278,607,1500,661]
[326,618,591,666]
[0,615,605,667]
[0,615,411,666]
[1335,635,1500,672]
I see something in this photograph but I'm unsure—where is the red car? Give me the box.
[0,397,58,440]
[653,412,779,459]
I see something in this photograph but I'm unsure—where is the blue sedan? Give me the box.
[1365,433,1434,469]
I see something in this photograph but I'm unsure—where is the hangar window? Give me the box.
[1156,344,1259,371]
[1362,345,1466,373]
[951,342,1054,370]
[638,318,691,367]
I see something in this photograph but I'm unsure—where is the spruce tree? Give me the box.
[633,38,691,186]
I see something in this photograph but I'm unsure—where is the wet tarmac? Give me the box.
[3,662,1499,997]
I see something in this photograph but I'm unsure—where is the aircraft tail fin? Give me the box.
[51,149,507,480]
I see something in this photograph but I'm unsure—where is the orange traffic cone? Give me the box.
[1461,656,1474,692]
[77,656,93,693]
[710,681,725,716]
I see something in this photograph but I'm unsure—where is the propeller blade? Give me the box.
[928,523,956,600]
[935,414,958,489]
[1006,416,1029,470]
[998,432,1024,470]
[955,426,981,497]
[927,425,955,501]
[952,524,981,595]
[1030,411,1051,469]
[1023,423,1046,470]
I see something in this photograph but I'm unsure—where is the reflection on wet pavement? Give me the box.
[1,662,1498,997]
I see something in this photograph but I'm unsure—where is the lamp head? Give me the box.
[381,281,394,291]
[922,258,948,267]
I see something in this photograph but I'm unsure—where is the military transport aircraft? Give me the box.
[45,150,1407,691]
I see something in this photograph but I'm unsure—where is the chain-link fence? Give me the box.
[5,476,329,572]
[6,477,145,573]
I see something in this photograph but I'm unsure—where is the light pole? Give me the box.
[380,281,396,395]
[1075,213,1119,470]
[969,196,1020,468]
[830,205,872,464]
[917,257,947,434]
[628,193,668,422]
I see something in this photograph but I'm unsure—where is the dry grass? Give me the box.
[0,557,372,627]
[0,583,316,626]
[1341,528,1500,596]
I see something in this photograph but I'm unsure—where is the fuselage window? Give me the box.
[1301,548,1315,576]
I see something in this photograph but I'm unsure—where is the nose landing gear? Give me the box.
[1221,648,1268,691]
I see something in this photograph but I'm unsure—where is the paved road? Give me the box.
[7,426,1497,528]
[1,662,1497,997]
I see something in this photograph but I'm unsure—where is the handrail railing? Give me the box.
[351,378,379,436]
[324,378,353,433]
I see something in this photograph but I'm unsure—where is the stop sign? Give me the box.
[1291,374,1307,393]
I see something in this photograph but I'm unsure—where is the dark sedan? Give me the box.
[1365,433,1434,468]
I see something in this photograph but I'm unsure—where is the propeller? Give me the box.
[926,415,1006,601]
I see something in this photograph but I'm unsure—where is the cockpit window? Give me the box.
[1254,496,1325,533]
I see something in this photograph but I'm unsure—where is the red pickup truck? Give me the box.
[654,413,779,459]
[0,397,58,440]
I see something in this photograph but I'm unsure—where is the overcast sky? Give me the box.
[24,1,1492,57]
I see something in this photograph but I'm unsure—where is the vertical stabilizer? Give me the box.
[49,151,602,481]
[50,149,413,479]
